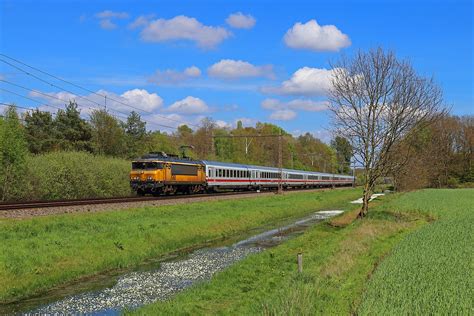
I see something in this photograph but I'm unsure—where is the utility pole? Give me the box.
[244,137,253,156]
[278,130,283,194]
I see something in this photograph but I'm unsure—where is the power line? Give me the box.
[0,58,105,109]
[0,101,35,112]
[0,85,178,132]
[212,134,282,138]
[0,53,200,128]
[0,87,64,111]
[0,78,132,119]
[0,53,103,97]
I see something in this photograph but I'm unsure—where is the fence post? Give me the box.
[297,253,303,273]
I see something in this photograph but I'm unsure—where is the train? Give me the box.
[130,152,354,196]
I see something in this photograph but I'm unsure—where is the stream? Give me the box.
[6,210,343,315]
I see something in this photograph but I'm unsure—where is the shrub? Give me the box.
[26,151,131,200]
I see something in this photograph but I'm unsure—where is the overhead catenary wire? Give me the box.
[0,101,35,112]
[0,87,64,111]
[0,58,106,109]
[0,53,201,129]
[0,89,178,132]
[0,78,132,119]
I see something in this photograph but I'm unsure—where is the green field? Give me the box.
[132,189,473,315]
[358,189,473,315]
[0,188,360,303]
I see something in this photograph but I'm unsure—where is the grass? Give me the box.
[358,189,473,315]
[131,189,472,315]
[0,188,360,303]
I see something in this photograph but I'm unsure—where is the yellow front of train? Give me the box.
[130,160,166,195]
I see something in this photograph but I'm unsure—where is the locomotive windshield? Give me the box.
[132,162,163,170]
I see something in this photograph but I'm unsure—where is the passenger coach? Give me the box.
[202,160,354,191]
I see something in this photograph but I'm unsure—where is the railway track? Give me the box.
[0,191,266,211]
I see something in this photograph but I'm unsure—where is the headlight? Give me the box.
[147,176,153,181]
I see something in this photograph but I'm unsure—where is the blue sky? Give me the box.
[0,0,472,141]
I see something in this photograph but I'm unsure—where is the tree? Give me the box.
[194,117,216,159]
[90,109,126,156]
[54,101,92,152]
[331,136,353,174]
[328,48,445,217]
[124,111,147,157]
[0,105,29,201]
[24,109,56,154]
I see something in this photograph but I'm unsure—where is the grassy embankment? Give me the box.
[132,189,473,315]
[0,188,360,303]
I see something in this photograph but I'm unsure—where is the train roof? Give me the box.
[201,160,353,178]
[133,156,202,165]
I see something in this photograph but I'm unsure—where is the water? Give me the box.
[4,210,343,315]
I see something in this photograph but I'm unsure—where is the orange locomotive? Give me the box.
[130,153,205,196]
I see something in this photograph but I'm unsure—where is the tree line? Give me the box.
[2,101,353,172]
[0,102,354,200]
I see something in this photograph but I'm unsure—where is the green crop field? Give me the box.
[132,189,473,315]
[358,189,473,315]
[0,188,360,303]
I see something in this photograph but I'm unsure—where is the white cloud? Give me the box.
[148,66,202,85]
[215,120,232,128]
[208,59,274,80]
[95,11,129,19]
[167,96,210,114]
[146,113,187,129]
[184,66,201,77]
[269,109,297,121]
[95,10,129,30]
[139,15,231,48]
[99,19,117,30]
[29,88,163,113]
[263,67,336,96]
[226,12,256,29]
[262,98,327,121]
[120,89,163,111]
[128,14,155,29]
[284,19,350,52]
[287,99,329,111]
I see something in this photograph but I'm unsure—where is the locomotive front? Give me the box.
[130,153,206,196]
[130,159,166,196]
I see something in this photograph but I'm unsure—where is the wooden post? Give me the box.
[297,253,303,273]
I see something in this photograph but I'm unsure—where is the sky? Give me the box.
[0,0,472,142]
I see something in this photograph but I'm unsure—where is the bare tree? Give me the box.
[328,48,445,217]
